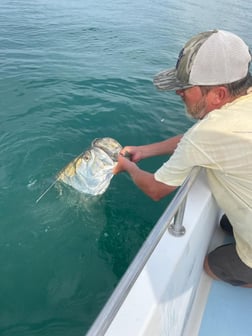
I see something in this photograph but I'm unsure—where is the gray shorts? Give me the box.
[207,243,252,286]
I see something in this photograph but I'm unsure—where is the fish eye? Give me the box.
[83,150,91,161]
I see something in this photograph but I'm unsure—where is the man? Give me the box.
[114,30,252,287]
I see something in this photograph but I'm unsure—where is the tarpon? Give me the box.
[36,137,122,203]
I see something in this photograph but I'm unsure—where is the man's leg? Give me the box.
[204,244,252,287]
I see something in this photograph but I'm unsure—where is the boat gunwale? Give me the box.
[86,167,202,336]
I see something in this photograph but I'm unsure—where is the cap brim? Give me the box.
[153,68,193,91]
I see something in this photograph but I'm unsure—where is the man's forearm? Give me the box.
[127,162,177,201]
[139,134,183,159]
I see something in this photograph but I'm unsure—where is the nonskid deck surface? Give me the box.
[199,280,252,336]
[198,230,252,336]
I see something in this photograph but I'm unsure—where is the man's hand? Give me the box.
[120,146,143,163]
[113,154,135,175]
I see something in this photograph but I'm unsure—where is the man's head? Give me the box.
[153,30,251,91]
[154,30,252,119]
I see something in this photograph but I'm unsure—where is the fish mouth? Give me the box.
[92,137,122,162]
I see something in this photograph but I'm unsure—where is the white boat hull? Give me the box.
[106,170,220,335]
[87,169,222,335]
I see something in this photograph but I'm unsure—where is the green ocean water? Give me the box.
[0,0,251,335]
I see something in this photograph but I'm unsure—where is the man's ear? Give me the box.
[210,86,229,108]
[212,86,229,104]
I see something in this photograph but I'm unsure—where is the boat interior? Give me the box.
[87,167,252,336]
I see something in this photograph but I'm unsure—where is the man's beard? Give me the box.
[185,97,208,120]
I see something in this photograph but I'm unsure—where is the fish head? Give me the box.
[58,138,122,195]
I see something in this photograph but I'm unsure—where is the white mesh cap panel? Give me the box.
[189,30,251,85]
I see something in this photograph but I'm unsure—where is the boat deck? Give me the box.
[199,280,252,336]
[186,229,252,336]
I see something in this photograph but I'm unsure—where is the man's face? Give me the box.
[176,86,209,119]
